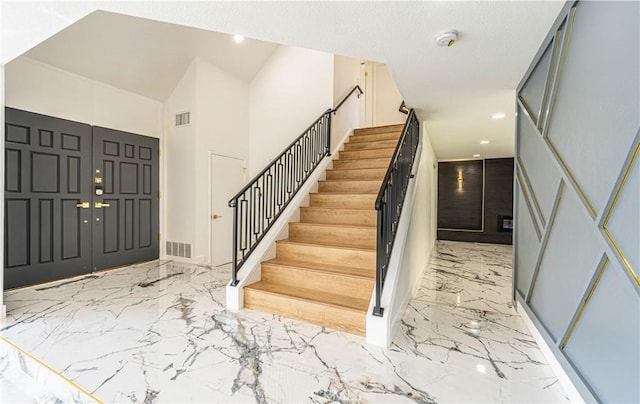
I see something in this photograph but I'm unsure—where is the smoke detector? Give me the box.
[435,30,458,47]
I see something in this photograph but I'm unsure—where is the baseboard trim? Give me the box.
[516,296,585,403]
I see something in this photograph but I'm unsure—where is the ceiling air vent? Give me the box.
[175,112,190,126]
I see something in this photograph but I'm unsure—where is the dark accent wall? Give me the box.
[437,158,514,244]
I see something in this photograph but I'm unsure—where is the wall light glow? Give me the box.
[234,34,244,43]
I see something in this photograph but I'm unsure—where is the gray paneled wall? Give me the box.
[515,1,639,403]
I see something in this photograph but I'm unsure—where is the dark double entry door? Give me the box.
[4,108,159,289]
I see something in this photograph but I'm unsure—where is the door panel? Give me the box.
[91,126,159,270]
[211,155,245,266]
[4,107,92,289]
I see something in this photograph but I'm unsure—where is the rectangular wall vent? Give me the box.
[175,112,190,126]
[165,241,192,259]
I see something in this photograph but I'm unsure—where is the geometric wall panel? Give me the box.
[515,186,541,296]
[563,259,640,403]
[5,199,30,268]
[529,186,602,341]
[603,145,639,285]
[517,107,561,226]
[516,2,640,401]
[546,1,639,216]
[519,40,554,125]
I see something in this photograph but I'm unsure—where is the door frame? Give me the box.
[208,152,246,267]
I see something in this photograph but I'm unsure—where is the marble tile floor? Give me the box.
[0,241,570,403]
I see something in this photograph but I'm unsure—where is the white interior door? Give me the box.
[210,154,245,266]
[360,62,374,127]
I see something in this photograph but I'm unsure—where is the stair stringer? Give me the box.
[225,127,355,310]
[366,145,431,347]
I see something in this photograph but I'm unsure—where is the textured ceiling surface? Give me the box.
[2,1,565,159]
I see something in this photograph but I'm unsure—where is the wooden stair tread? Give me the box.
[263,258,375,278]
[246,281,370,312]
[276,239,375,251]
[302,205,376,211]
[290,222,375,229]
[321,179,381,183]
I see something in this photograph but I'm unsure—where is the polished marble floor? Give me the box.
[0,241,569,403]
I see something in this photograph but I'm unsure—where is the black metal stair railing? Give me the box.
[373,109,420,316]
[228,85,363,286]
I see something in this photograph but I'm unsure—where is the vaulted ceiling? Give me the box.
[2,1,565,160]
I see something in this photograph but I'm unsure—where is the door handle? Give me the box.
[76,202,90,209]
[212,214,222,219]
[94,202,111,208]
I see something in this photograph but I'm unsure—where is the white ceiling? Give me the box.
[2,1,566,160]
[21,12,278,101]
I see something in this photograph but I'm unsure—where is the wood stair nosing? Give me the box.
[244,284,367,335]
[332,157,392,170]
[318,179,381,194]
[354,124,404,136]
[343,139,399,151]
[260,262,374,300]
[276,239,375,270]
[300,206,377,226]
[288,221,376,249]
[325,167,386,180]
[308,193,376,209]
[339,147,396,160]
[348,132,401,143]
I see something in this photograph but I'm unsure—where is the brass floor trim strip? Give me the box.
[0,335,102,403]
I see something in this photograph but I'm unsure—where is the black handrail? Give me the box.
[228,85,363,286]
[399,100,409,115]
[333,85,363,113]
[373,109,420,316]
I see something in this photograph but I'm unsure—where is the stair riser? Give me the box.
[318,181,380,193]
[354,125,404,136]
[344,139,398,151]
[300,208,376,226]
[326,169,386,180]
[349,133,401,143]
[339,148,395,160]
[309,193,376,209]
[244,289,366,335]
[261,265,374,300]
[289,223,376,249]
[332,158,390,170]
[276,242,375,270]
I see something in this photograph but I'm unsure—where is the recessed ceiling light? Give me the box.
[492,113,506,119]
[473,154,480,158]
[480,140,490,145]
[234,34,244,43]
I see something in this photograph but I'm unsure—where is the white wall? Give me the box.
[372,63,406,127]
[164,60,198,252]
[332,55,361,148]
[163,58,250,265]
[194,58,249,265]
[5,57,162,138]
[249,46,333,176]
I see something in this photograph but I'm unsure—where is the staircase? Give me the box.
[243,124,404,335]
